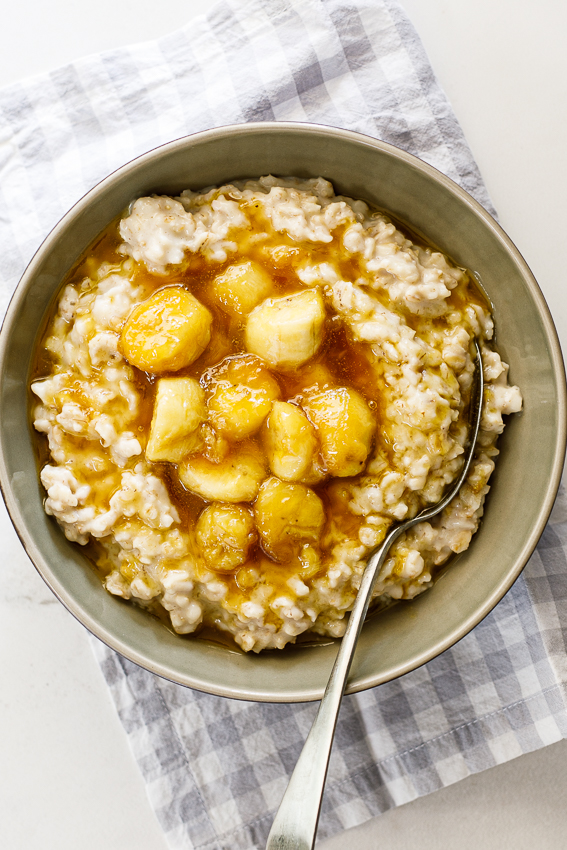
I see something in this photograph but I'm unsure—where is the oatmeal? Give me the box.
[31,176,522,652]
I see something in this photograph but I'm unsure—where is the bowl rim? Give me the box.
[1,120,566,702]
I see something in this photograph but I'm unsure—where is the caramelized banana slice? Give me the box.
[294,363,335,394]
[245,289,326,368]
[262,401,321,483]
[196,504,256,572]
[204,354,280,441]
[210,260,274,315]
[121,286,212,373]
[254,477,325,562]
[146,377,206,463]
[179,442,266,502]
[303,387,375,477]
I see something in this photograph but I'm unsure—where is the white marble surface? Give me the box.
[1,1,566,848]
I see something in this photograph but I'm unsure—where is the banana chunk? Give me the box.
[210,260,274,315]
[295,363,335,394]
[196,503,256,572]
[303,387,375,477]
[245,289,326,369]
[146,377,206,463]
[179,442,266,502]
[262,401,321,483]
[254,477,325,562]
[204,354,280,441]
[121,286,212,373]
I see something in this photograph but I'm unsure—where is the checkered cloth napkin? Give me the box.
[1,0,566,848]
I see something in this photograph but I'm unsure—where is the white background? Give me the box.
[1,1,566,848]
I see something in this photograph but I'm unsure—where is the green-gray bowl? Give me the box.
[1,123,565,702]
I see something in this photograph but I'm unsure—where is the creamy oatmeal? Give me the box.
[31,176,522,652]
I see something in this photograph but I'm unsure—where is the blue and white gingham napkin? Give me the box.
[1,1,566,848]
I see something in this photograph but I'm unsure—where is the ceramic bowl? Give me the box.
[1,122,565,702]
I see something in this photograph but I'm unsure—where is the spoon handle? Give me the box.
[266,341,483,850]
[265,533,398,850]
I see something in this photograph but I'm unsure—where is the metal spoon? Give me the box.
[266,340,484,850]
